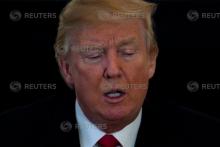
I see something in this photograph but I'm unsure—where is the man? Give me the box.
[1,0,220,146]
[54,0,158,146]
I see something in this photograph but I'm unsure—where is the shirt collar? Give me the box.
[112,108,142,147]
[75,100,142,147]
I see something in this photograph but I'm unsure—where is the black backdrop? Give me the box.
[1,0,220,120]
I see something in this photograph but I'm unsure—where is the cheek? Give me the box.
[69,56,103,97]
[71,65,103,110]
[124,55,150,83]
[69,54,96,83]
[122,54,150,102]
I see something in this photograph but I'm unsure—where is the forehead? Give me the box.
[67,19,145,44]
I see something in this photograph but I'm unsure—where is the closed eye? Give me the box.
[122,52,135,56]
[119,49,137,58]
[82,51,104,64]
[86,54,103,59]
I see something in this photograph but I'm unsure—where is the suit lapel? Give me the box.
[45,93,80,146]
[135,101,169,146]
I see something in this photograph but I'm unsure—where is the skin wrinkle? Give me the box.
[54,0,158,135]
[59,19,157,133]
[54,0,158,59]
[65,20,150,60]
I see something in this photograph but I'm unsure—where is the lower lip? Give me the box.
[103,93,126,104]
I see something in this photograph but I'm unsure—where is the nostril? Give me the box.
[103,68,122,79]
[103,63,122,79]
[103,51,122,79]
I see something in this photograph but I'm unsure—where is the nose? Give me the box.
[103,51,122,79]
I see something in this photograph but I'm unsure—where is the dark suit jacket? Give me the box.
[1,94,220,147]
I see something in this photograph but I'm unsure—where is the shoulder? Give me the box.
[137,100,220,146]
[0,95,78,147]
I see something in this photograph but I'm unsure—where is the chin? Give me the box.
[102,106,136,122]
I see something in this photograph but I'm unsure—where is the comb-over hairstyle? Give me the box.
[54,0,158,59]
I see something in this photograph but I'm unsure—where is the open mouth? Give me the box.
[103,89,126,103]
[104,89,125,98]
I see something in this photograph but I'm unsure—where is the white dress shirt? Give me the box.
[75,100,142,147]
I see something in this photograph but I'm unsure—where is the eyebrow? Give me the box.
[71,37,138,52]
[116,37,137,48]
[82,36,137,46]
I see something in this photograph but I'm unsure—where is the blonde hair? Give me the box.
[54,0,158,59]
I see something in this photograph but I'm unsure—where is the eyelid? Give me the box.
[82,49,105,61]
[118,48,138,54]
[86,52,103,58]
[80,47,104,55]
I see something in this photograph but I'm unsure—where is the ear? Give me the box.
[57,57,74,89]
[147,48,158,79]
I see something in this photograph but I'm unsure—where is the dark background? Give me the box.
[1,0,220,120]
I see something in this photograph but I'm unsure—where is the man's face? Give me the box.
[59,20,157,131]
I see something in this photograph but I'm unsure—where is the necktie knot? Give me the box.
[98,135,121,147]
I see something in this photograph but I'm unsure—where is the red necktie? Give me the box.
[97,135,121,147]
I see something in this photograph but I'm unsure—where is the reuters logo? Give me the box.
[9,10,22,22]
